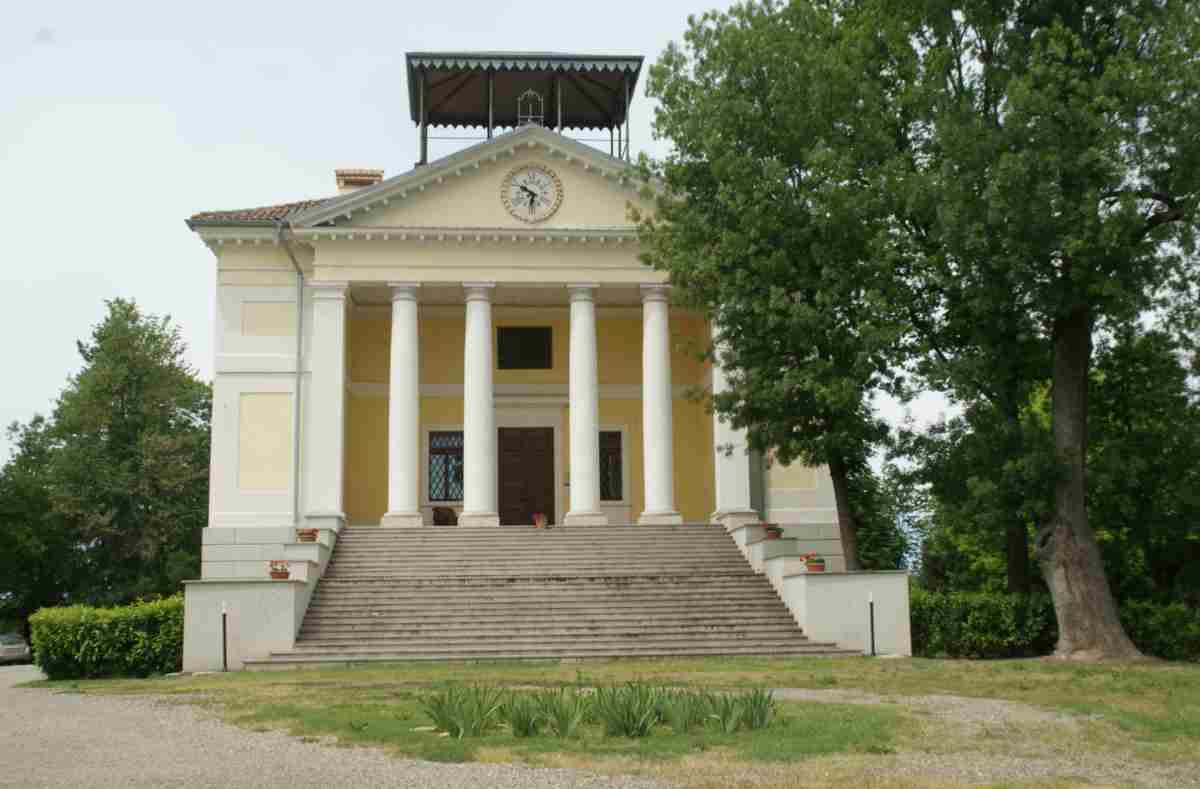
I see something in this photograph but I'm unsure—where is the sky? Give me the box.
[0,0,948,461]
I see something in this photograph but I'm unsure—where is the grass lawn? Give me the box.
[30,656,1200,788]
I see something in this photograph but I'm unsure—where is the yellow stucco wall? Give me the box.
[342,310,715,524]
[238,392,292,490]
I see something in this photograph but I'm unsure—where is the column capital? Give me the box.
[388,282,420,302]
[463,282,496,303]
[308,281,349,302]
[567,283,599,303]
[640,284,671,304]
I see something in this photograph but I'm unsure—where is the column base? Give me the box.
[458,511,500,527]
[711,509,762,531]
[381,511,424,528]
[638,510,683,525]
[563,510,609,526]
[305,511,346,532]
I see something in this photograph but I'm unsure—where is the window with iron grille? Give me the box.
[428,431,464,501]
[600,430,623,501]
[497,326,553,369]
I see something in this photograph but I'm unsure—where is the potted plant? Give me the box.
[297,528,318,543]
[763,524,784,540]
[532,512,548,529]
[802,552,826,572]
[268,560,291,580]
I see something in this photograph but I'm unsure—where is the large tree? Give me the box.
[49,299,211,602]
[0,299,210,626]
[889,0,1200,658]
[637,0,912,568]
[0,418,83,639]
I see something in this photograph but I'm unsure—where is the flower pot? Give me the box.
[806,562,826,573]
[270,571,290,580]
[765,531,782,540]
[297,529,318,543]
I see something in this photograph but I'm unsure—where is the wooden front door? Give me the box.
[498,427,555,526]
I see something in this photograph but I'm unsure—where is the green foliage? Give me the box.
[657,689,709,734]
[910,589,1057,659]
[421,684,505,739]
[1119,602,1200,664]
[1088,328,1200,605]
[707,691,743,734]
[911,589,1200,661]
[502,693,542,738]
[638,0,912,569]
[534,688,589,738]
[739,688,777,731]
[0,418,85,641]
[28,595,184,679]
[0,300,210,636]
[592,682,662,738]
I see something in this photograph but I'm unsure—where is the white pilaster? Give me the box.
[460,282,499,527]
[382,283,423,527]
[639,285,683,525]
[710,322,761,528]
[565,284,607,526]
[304,281,348,531]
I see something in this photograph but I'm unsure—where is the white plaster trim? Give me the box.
[293,226,637,244]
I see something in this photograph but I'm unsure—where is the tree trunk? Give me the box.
[1036,306,1141,660]
[827,454,862,571]
[1006,521,1032,595]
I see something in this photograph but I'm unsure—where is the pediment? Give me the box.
[291,126,653,232]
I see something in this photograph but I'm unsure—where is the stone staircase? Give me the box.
[255,523,854,665]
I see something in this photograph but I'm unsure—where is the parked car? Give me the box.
[0,633,31,664]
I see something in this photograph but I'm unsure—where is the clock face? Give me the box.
[501,165,563,223]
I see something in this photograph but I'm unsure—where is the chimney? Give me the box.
[335,168,384,193]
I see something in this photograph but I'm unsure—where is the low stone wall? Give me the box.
[183,525,338,671]
[727,522,910,656]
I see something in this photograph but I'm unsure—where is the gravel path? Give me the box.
[772,687,1077,726]
[0,666,667,789]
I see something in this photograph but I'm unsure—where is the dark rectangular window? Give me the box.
[498,326,552,370]
[600,430,623,501]
[428,431,464,501]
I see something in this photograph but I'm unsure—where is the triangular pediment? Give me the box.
[291,126,653,232]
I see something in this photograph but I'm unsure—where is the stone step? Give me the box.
[290,632,815,652]
[324,566,754,575]
[329,548,740,560]
[299,613,796,632]
[314,573,762,586]
[328,557,742,567]
[303,599,785,615]
[298,620,801,639]
[309,587,777,601]
[251,643,857,667]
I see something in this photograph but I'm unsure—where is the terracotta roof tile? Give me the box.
[188,198,330,225]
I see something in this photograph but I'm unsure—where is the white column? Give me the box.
[710,322,761,528]
[460,282,499,527]
[304,281,348,531]
[382,283,423,527]
[565,284,607,525]
[639,285,683,524]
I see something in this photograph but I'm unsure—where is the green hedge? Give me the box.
[1119,600,1200,662]
[29,595,184,679]
[911,589,1200,661]
[910,589,1057,658]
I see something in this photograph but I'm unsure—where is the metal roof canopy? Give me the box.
[406,51,644,164]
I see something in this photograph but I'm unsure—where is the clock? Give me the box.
[501,164,563,223]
